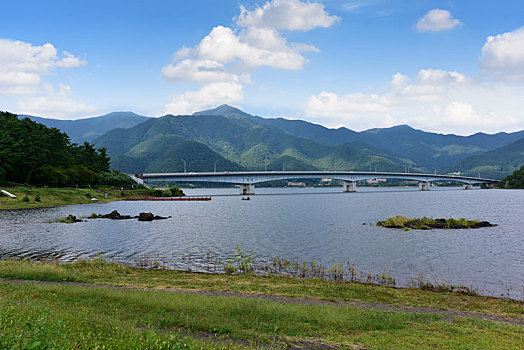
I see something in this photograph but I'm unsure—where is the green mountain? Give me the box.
[84,104,523,177]
[111,134,243,173]
[254,116,524,169]
[499,165,524,188]
[94,107,408,173]
[441,137,524,179]
[20,112,150,143]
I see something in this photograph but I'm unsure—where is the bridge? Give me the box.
[135,171,499,195]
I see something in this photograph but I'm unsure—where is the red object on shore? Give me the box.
[125,196,211,201]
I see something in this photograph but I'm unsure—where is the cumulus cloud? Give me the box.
[391,69,470,102]
[162,58,239,83]
[480,26,524,81]
[161,23,316,85]
[416,9,462,32]
[0,38,86,95]
[304,69,524,134]
[162,0,337,113]
[18,83,96,118]
[163,82,244,116]
[236,0,340,31]
[304,91,393,130]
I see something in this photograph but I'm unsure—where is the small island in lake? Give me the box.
[377,215,495,230]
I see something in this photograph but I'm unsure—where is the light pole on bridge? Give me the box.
[181,159,186,173]
[214,160,218,173]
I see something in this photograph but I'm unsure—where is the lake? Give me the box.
[1,187,523,299]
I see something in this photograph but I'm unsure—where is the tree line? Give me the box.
[0,111,128,187]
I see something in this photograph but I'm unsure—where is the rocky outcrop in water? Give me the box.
[137,212,168,221]
[87,210,169,221]
[99,210,134,220]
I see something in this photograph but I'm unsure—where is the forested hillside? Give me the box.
[499,165,524,188]
[94,110,408,173]
[441,137,524,179]
[1,111,110,186]
[20,112,149,143]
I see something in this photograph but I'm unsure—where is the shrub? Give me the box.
[169,186,185,197]
[95,171,135,187]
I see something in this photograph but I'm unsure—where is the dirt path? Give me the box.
[1,278,522,327]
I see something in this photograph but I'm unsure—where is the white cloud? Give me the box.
[18,83,96,118]
[162,0,337,114]
[161,24,315,83]
[416,9,462,32]
[0,38,86,95]
[236,0,340,31]
[162,58,239,83]
[304,69,524,134]
[163,82,244,116]
[162,0,336,85]
[480,27,524,81]
[392,69,470,102]
[304,92,392,129]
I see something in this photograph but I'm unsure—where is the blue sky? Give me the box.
[1,0,523,134]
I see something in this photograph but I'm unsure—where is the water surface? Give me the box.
[1,187,522,299]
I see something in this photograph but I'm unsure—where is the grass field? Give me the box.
[0,259,522,349]
[0,187,144,210]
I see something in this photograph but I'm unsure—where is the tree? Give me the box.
[0,111,111,186]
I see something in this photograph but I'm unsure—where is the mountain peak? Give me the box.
[192,104,252,118]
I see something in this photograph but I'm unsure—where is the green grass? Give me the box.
[0,259,522,318]
[377,215,412,227]
[0,187,148,210]
[0,281,522,349]
[377,216,483,229]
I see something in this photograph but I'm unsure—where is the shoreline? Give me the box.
[0,186,147,211]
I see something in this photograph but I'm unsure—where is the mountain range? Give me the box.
[20,112,149,143]
[17,105,524,179]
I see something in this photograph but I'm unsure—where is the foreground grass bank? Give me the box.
[1,259,522,316]
[2,281,523,350]
[1,260,522,349]
[0,187,146,210]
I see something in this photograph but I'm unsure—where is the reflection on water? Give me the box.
[1,187,523,299]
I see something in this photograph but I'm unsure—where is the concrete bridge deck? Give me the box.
[136,171,499,195]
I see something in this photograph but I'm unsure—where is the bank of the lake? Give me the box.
[0,259,522,349]
[0,187,149,210]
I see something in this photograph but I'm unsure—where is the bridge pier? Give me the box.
[240,184,255,195]
[418,182,431,191]
[463,184,473,190]
[342,181,357,192]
